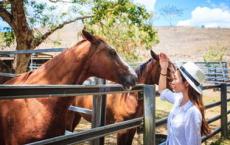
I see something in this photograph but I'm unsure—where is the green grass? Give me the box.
[210,139,230,145]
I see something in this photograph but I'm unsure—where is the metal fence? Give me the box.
[0,84,155,145]
[195,62,229,83]
[0,83,229,144]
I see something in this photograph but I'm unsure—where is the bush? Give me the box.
[203,45,227,62]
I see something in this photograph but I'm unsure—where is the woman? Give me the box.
[158,53,210,145]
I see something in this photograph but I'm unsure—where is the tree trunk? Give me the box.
[10,1,34,74]
[13,35,34,74]
[13,54,31,74]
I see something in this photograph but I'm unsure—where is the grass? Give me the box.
[210,139,230,145]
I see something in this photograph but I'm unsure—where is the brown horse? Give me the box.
[0,30,137,145]
[66,50,176,145]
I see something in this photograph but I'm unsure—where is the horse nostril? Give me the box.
[120,74,138,88]
[128,75,137,86]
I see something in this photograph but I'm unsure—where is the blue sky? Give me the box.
[138,0,230,27]
[1,0,230,31]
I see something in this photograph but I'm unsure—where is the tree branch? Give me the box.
[0,4,13,26]
[31,15,92,48]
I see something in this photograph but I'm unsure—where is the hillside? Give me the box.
[152,26,230,62]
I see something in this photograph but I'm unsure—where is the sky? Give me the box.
[1,0,230,30]
[138,0,230,27]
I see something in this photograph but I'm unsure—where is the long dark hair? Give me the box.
[181,74,211,135]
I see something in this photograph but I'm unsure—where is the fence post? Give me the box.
[92,78,106,145]
[143,85,155,145]
[220,83,228,139]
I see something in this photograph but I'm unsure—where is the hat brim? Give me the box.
[179,68,203,94]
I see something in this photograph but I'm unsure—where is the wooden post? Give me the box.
[220,83,228,139]
[143,85,155,145]
[92,78,106,145]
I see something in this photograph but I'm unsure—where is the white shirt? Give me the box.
[160,89,202,145]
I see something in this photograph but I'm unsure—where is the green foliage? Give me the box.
[203,45,227,62]
[85,0,158,61]
[1,27,15,47]
[24,0,90,36]
[0,0,158,62]
[0,0,91,47]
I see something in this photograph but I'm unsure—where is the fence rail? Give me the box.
[0,84,155,145]
[0,83,229,144]
[0,48,65,55]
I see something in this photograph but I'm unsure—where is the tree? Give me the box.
[0,0,91,73]
[160,5,183,26]
[85,0,158,62]
[0,0,158,73]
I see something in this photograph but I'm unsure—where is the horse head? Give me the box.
[136,50,176,90]
[79,30,137,88]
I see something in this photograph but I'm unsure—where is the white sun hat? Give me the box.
[178,62,206,94]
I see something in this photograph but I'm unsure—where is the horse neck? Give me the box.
[135,60,158,84]
[29,41,92,85]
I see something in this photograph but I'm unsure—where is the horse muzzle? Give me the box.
[120,74,137,89]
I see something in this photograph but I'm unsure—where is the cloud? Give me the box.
[133,0,157,12]
[177,6,230,28]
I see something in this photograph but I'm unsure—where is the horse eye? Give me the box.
[109,49,117,56]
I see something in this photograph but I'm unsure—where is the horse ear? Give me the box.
[82,29,97,43]
[150,50,159,61]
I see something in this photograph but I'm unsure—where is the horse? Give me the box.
[0,30,137,145]
[66,50,176,145]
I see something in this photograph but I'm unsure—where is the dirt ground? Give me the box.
[71,88,230,145]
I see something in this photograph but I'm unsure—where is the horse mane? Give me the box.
[36,37,108,80]
[135,58,152,78]
[72,35,106,48]
[40,39,90,71]
[72,39,87,48]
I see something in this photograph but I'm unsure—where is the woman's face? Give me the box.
[171,70,187,93]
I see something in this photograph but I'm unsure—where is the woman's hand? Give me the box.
[159,53,169,73]
[158,53,169,92]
